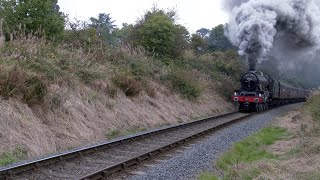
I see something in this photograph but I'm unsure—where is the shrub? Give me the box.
[167,68,202,100]
[112,71,143,97]
[129,7,188,59]
[76,69,104,85]
[23,77,46,105]
[0,67,47,106]
[0,67,25,99]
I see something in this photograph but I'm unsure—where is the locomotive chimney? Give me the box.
[247,55,257,72]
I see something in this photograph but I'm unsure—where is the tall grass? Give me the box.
[0,29,244,105]
[179,50,245,100]
[0,66,46,106]
[0,147,27,166]
[112,70,143,97]
[306,91,320,123]
[166,68,202,100]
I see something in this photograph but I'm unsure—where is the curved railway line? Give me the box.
[0,111,260,179]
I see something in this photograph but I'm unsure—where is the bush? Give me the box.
[76,69,104,84]
[167,68,202,100]
[179,50,245,100]
[23,77,46,105]
[112,71,143,97]
[129,7,188,59]
[0,67,47,106]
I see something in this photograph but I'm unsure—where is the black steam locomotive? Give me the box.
[232,71,309,112]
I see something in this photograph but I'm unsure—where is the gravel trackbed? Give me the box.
[129,103,301,180]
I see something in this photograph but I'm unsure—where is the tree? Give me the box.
[173,25,190,58]
[208,24,234,51]
[113,23,135,45]
[0,0,65,39]
[129,7,189,59]
[191,34,208,54]
[196,28,210,39]
[89,13,116,44]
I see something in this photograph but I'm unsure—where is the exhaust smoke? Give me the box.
[223,0,320,87]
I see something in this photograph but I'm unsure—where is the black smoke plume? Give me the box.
[224,0,320,88]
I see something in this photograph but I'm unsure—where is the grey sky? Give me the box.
[58,0,229,33]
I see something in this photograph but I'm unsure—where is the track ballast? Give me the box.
[0,112,254,180]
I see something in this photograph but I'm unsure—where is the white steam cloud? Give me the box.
[224,0,320,70]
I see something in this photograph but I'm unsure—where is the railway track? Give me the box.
[0,112,255,180]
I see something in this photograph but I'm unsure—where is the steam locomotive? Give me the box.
[232,71,309,112]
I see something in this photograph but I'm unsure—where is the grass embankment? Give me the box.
[0,35,244,166]
[0,36,243,108]
[200,91,320,180]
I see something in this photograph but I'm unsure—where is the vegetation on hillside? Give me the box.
[0,1,245,109]
[306,91,320,122]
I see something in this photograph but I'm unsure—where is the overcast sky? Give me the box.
[58,0,229,33]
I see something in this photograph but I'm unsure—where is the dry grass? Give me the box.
[0,18,4,48]
[216,106,320,180]
[0,34,238,164]
[201,92,320,180]
[0,79,234,159]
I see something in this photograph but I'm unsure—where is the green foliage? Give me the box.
[208,24,234,51]
[106,129,122,139]
[193,25,234,53]
[23,77,46,105]
[0,147,27,166]
[0,67,47,106]
[306,92,320,123]
[216,127,287,178]
[106,127,147,140]
[198,172,220,180]
[112,70,143,97]
[0,0,65,39]
[180,50,245,100]
[129,7,189,59]
[76,69,104,85]
[166,68,202,100]
[196,28,210,39]
[89,13,116,45]
[23,57,64,81]
[113,23,135,45]
[63,27,101,48]
[191,34,208,55]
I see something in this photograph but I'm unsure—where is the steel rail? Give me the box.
[80,113,255,180]
[0,111,253,180]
